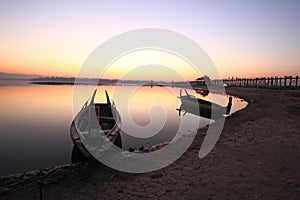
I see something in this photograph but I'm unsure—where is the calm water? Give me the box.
[0,83,247,176]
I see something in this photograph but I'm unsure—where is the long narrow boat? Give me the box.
[70,90,121,161]
[177,89,232,118]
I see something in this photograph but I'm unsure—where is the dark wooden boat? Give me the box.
[177,89,232,118]
[70,90,121,161]
[195,89,209,97]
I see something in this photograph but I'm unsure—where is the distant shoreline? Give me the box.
[30,81,75,85]
[29,81,168,87]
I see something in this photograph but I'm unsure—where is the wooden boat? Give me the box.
[177,89,232,119]
[70,90,121,161]
[195,89,209,97]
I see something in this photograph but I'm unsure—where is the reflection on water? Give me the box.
[0,83,247,176]
[112,86,181,150]
[0,85,74,176]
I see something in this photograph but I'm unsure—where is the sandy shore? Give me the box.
[1,87,300,199]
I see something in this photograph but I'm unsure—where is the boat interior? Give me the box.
[95,103,116,130]
[77,103,116,132]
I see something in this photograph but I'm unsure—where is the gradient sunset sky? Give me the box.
[0,0,299,80]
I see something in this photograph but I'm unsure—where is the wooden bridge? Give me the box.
[211,76,300,88]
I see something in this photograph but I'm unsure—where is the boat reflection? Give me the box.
[177,89,232,119]
[195,89,209,97]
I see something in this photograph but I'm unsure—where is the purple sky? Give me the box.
[0,0,299,78]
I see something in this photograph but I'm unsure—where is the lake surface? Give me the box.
[0,82,247,176]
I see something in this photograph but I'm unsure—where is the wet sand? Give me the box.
[1,87,300,199]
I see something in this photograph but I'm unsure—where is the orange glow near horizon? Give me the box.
[1,27,298,80]
[100,49,202,81]
[1,27,299,80]
[1,31,299,80]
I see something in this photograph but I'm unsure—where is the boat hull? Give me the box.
[70,92,122,161]
[179,96,228,119]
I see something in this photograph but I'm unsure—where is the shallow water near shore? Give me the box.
[0,83,247,176]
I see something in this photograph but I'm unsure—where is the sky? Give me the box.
[0,0,299,80]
